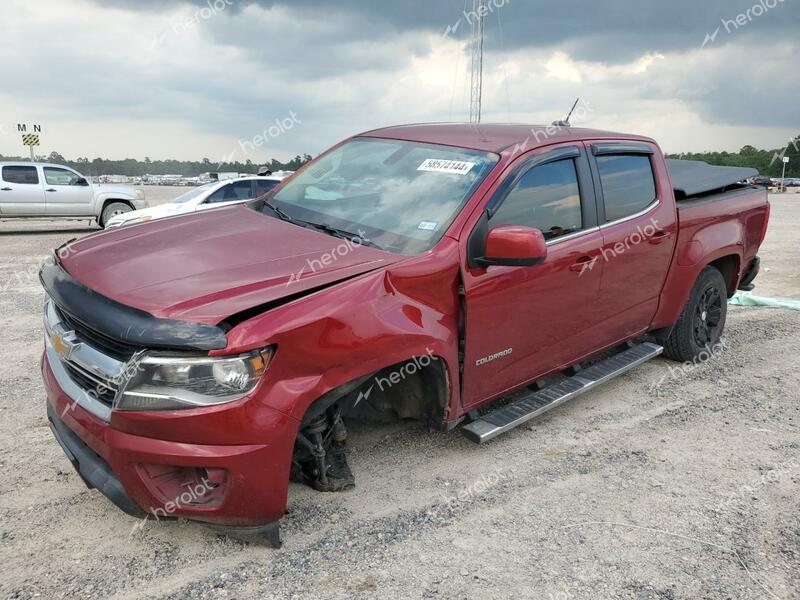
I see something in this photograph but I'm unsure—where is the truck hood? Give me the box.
[60,205,402,324]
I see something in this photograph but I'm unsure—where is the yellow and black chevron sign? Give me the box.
[22,134,40,146]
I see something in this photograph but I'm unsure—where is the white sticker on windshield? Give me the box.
[417,159,476,175]
[417,220,438,231]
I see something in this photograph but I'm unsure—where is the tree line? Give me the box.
[0,152,314,177]
[2,135,798,178]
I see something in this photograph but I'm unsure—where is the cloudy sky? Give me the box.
[0,0,797,162]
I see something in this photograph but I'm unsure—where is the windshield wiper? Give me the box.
[304,221,384,250]
[262,200,297,224]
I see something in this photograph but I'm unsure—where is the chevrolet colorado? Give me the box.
[40,124,769,546]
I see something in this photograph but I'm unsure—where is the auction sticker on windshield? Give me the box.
[417,159,476,175]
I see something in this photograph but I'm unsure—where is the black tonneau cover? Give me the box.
[667,159,758,198]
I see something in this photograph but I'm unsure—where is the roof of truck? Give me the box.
[360,123,653,153]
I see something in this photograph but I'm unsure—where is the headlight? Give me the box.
[116,348,273,411]
[135,189,146,200]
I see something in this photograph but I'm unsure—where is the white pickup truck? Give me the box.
[0,162,147,227]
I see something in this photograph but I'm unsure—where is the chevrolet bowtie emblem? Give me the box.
[50,331,77,360]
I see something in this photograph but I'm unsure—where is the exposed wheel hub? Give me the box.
[292,407,355,492]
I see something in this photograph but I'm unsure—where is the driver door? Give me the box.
[460,144,606,408]
[43,167,94,215]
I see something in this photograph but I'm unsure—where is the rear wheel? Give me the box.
[100,202,132,228]
[664,266,727,362]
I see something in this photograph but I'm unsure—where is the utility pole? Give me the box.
[469,0,485,123]
[780,156,790,192]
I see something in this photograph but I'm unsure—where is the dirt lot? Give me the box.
[0,193,798,599]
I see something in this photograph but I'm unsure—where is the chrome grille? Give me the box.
[56,306,139,361]
[44,297,133,421]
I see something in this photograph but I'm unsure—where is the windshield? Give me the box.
[261,137,498,254]
[170,182,216,204]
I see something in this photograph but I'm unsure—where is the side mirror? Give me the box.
[74,177,89,186]
[476,225,547,268]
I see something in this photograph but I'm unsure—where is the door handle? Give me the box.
[569,255,597,273]
[648,231,671,245]
[46,188,57,192]
[1,187,11,191]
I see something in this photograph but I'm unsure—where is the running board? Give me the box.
[462,342,663,444]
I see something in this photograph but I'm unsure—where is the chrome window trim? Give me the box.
[600,199,661,230]
[545,226,601,247]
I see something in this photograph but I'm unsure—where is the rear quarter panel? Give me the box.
[652,186,769,329]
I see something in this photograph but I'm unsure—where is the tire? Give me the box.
[100,202,132,228]
[663,266,728,362]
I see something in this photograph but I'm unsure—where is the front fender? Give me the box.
[225,239,463,424]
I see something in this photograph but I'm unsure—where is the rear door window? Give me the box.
[596,155,656,222]
[2,166,39,184]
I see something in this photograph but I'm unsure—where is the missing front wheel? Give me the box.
[291,407,355,492]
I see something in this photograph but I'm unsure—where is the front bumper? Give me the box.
[42,352,293,546]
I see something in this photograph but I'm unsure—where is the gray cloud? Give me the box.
[0,0,796,161]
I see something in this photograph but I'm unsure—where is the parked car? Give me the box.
[105,175,286,228]
[0,162,147,226]
[748,176,773,188]
[40,124,769,546]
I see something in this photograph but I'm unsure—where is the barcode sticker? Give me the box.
[417,159,476,175]
[417,220,438,231]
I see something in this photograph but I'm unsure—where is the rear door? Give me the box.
[42,166,94,215]
[587,142,677,343]
[460,144,607,408]
[0,165,46,215]
[196,179,256,210]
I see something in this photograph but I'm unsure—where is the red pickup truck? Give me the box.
[40,124,769,546]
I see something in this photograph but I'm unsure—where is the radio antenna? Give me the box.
[553,97,580,127]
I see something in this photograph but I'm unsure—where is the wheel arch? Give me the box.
[707,254,741,297]
[99,198,135,224]
[652,244,743,330]
[296,350,454,430]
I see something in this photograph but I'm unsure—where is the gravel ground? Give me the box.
[0,193,798,599]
